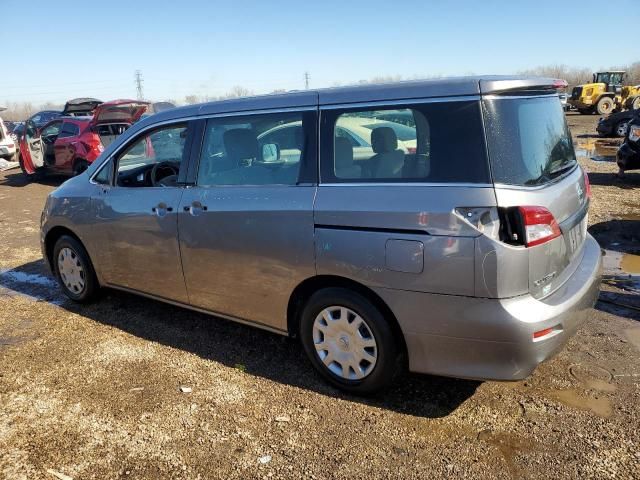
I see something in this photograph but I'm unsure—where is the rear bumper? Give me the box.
[374,234,602,381]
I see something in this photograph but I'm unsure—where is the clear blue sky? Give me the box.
[1,0,638,105]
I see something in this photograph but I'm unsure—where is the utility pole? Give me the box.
[304,71,310,90]
[135,70,144,100]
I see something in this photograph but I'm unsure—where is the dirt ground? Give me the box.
[1,113,639,480]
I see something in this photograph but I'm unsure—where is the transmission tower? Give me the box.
[304,71,310,90]
[135,70,144,100]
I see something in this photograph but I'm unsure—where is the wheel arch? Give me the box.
[287,275,408,358]
[44,226,85,273]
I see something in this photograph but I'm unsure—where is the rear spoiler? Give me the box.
[480,77,567,95]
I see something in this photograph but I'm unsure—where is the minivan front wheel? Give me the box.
[300,288,399,394]
[53,235,99,302]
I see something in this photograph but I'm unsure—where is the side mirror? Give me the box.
[262,143,280,163]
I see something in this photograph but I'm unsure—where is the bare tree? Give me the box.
[183,95,201,105]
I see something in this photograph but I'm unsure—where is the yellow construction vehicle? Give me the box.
[568,71,626,115]
[620,84,640,111]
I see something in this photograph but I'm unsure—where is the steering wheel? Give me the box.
[150,161,179,187]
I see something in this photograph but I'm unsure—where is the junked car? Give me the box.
[596,109,636,137]
[20,99,148,179]
[0,109,17,162]
[616,110,640,175]
[40,76,601,393]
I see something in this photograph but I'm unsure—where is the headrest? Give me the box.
[335,136,354,167]
[371,127,398,153]
[223,128,258,160]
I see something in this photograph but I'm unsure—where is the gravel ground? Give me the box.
[1,113,639,480]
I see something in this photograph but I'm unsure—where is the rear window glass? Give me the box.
[483,96,577,186]
[323,101,490,184]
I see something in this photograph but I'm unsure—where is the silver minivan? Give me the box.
[40,76,602,393]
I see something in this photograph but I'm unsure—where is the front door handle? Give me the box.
[152,202,173,217]
[183,201,208,216]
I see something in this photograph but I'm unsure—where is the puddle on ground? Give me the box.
[477,430,534,477]
[569,364,616,392]
[574,139,619,162]
[620,253,640,274]
[547,389,612,418]
[601,250,640,293]
[624,328,640,351]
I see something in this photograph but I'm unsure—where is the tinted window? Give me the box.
[58,122,80,138]
[116,124,188,187]
[483,96,576,186]
[324,102,489,183]
[198,112,310,186]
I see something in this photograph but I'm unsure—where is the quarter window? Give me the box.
[94,160,112,185]
[197,112,310,186]
[323,101,490,184]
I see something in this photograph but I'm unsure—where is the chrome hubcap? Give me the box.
[312,306,378,380]
[57,247,85,294]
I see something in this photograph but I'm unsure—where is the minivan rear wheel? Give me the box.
[53,235,99,303]
[300,288,399,394]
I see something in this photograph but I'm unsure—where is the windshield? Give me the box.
[483,96,576,186]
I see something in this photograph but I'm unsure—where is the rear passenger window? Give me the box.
[58,122,80,138]
[323,101,490,184]
[197,112,312,186]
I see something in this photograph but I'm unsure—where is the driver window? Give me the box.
[115,124,188,187]
[41,122,61,139]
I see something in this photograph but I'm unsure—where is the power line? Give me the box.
[135,70,144,100]
[304,71,310,90]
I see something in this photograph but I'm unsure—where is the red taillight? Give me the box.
[407,147,416,154]
[518,206,561,247]
[583,171,591,199]
[82,134,104,161]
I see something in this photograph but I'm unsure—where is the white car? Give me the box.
[258,116,418,165]
[0,111,18,162]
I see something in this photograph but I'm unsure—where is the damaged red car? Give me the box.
[19,99,148,179]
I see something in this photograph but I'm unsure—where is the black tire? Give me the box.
[72,159,89,176]
[52,235,99,303]
[596,97,614,115]
[300,287,400,394]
